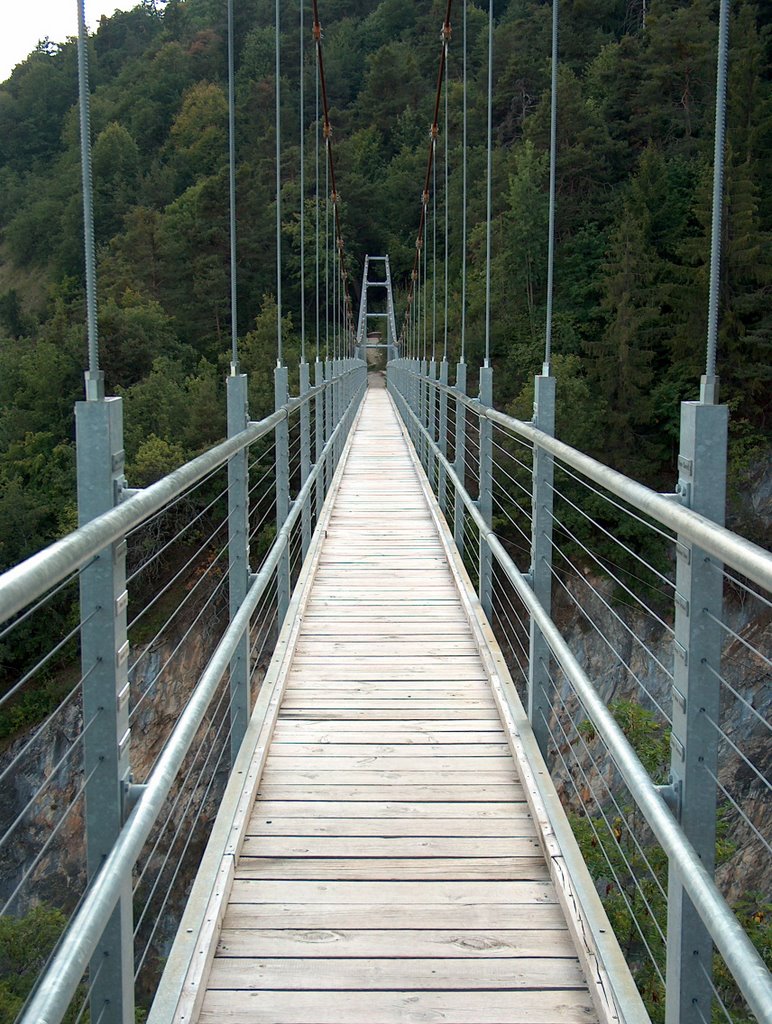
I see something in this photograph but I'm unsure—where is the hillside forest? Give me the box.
[0,0,769,575]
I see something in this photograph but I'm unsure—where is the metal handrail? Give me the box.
[412,367,772,593]
[18,373,366,1024]
[390,372,772,1024]
[0,368,360,626]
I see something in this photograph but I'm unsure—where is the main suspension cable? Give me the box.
[400,2,453,346]
[312,1,356,347]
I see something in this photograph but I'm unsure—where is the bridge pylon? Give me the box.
[356,255,399,364]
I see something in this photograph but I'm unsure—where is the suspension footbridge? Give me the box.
[150,384,613,1023]
[0,1,770,1024]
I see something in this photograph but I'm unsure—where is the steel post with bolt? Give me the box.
[438,359,449,512]
[227,371,250,763]
[478,365,493,618]
[528,373,555,758]
[76,375,134,1024]
[454,362,467,556]
[665,395,728,1024]
[325,360,333,486]
[274,365,290,625]
[299,362,312,556]
[314,360,324,516]
[428,359,437,491]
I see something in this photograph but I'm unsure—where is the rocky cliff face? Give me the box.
[543,572,771,905]
[0,578,277,1003]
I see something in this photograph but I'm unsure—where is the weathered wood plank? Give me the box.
[276,709,501,721]
[266,731,512,745]
[262,755,515,771]
[250,801,527,819]
[265,743,514,757]
[198,989,597,1024]
[239,837,539,857]
[246,817,536,838]
[235,857,550,881]
[259,770,517,785]
[221,902,568,931]
[207,956,586,991]
[254,785,523,802]
[273,719,507,731]
[216,928,576,959]
[228,880,559,905]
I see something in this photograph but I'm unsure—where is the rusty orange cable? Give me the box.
[312,0,356,343]
[400,1,453,345]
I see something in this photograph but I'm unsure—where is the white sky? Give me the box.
[2,2,138,83]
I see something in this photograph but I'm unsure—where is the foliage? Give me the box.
[570,699,763,1023]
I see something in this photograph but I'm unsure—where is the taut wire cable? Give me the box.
[703,0,729,402]
[227,0,238,369]
[484,0,493,368]
[275,0,283,365]
[76,0,99,384]
[544,0,559,375]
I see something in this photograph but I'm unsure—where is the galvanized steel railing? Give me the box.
[388,357,772,1024]
[0,358,366,1024]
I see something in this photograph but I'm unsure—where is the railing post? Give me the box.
[299,361,311,556]
[76,376,134,1024]
[325,358,333,484]
[478,365,494,618]
[274,364,290,625]
[665,397,728,1024]
[528,372,555,758]
[454,361,467,556]
[427,358,437,491]
[419,358,428,471]
[438,358,449,512]
[227,370,250,763]
[314,359,324,516]
[333,358,341,468]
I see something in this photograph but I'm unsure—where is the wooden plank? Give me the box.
[265,743,514,757]
[262,755,515,771]
[222,901,568,931]
[273,719,506,731]
[281,691,496,703]
[228,880,558,905]
[250,801,527,819]
[276,709,501,721]
[284,680,494,692]
[206,956,586,991]
[235,857,549,881]
[259,770,518,785]
[287,667,490,681]
[198,989,597,1024]
[216,928,576,959]
[247,817,536,838]
[267,731,512,745]
[292,641,480,655]
[239,837,540,857]
[255,785,523,802]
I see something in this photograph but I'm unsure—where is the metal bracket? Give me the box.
[659,490,685,504]
[121,779,147,822]
[655,780,682,818]
[522,571,534,588]
[117,477,144,503]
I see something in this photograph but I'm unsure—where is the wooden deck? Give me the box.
[190,385,604,1023]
